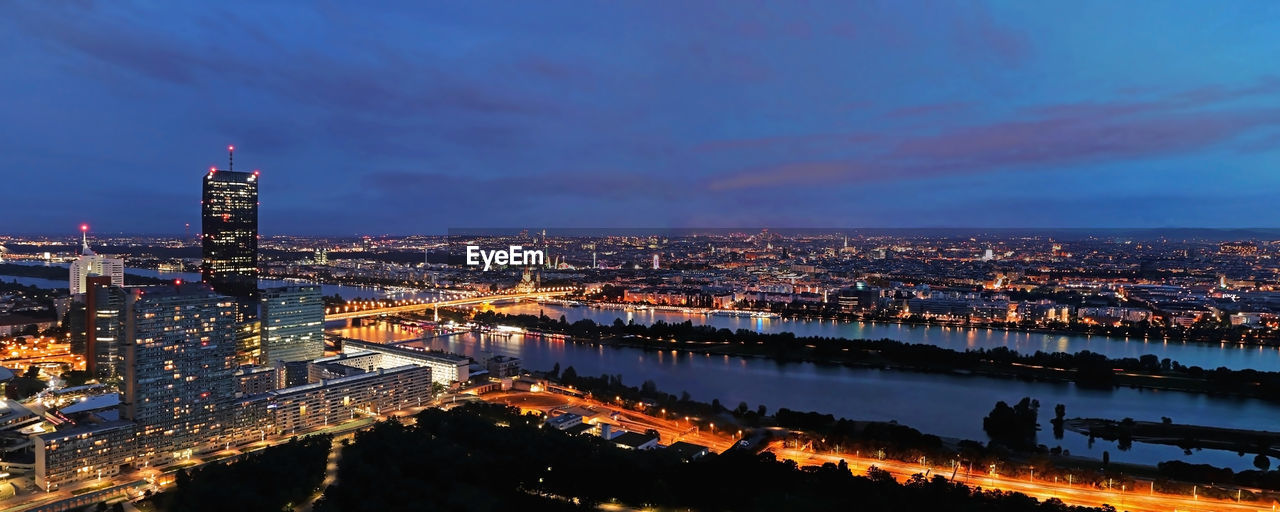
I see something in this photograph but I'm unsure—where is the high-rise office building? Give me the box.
[201,158,259,303]
[121,282,238,460]
[69,227,123,295]
[68,276,128,379]
[236,318,262,365]
[261,285,324,364]
[35,285,440,491]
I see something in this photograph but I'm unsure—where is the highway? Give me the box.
[484,390,1278,512]
[779,447,1273,512]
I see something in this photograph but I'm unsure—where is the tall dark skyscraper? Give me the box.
[201,148,259,302]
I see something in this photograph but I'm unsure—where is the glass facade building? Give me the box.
[68,276,128,379]
[261,285,325,364]
[201,168,259,302]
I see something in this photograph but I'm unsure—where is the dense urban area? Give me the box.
[2,221,1280,511]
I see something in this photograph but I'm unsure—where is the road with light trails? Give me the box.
[483,390,1277,512]
[778,446,1274,512]
[484,390,736,452]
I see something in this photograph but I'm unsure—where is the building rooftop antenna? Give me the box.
[228,145,235,171]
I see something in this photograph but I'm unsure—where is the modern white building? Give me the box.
[341,338,470,385]
[68,232,123,295]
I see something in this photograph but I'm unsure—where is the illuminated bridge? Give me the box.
[324,287,579,322]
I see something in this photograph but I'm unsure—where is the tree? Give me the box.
[1255,454,1271,471]
[641,380,658,394]
[62,370,92,387]
[982,397,1039,450]
[1052,403,1066,440]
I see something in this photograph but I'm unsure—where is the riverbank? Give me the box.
[470,311,1280,405]
[569,298,1279,348]
[1065,418,1280,459]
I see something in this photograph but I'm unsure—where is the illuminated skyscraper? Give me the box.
[68,276,128,379]
[121,282,238,460]
[69,225,123,295]
[201,148,259,303]
[261,285,324,364]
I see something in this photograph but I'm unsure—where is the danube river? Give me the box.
[333,302,1280,471]
[494,303,1280,372]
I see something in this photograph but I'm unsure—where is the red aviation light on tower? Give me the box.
[80,224,88,232]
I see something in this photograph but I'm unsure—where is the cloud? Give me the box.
[884,102,972,119]
[949,7,1032,67]
[694,133,882,153]
[707,80,1280,190]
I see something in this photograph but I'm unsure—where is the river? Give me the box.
[494,302,1280,372]
[328,303,1280,471]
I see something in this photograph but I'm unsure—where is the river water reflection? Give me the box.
[332,317,1278,471]
[495,303,1280,372]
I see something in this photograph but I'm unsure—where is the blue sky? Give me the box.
[3,1,1279,235]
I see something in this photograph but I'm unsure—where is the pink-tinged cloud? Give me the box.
[707,161,866,190]
[708,106,1280,190]
[950,7,1032,67]
[891,108,1280,167]
[695,132,882,153]
[885,102,972,119]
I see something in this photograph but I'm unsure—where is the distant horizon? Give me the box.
[9,226,1280,241]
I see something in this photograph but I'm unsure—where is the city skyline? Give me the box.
[4,2,1280,234]
[12,4,1280,511]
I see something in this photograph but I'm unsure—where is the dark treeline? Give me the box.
[475,311,1280,401]
[315,403,1110,512]
[1157,460,1280,494]
[154,434,332,512]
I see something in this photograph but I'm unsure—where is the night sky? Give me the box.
[3,2,1280,235]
